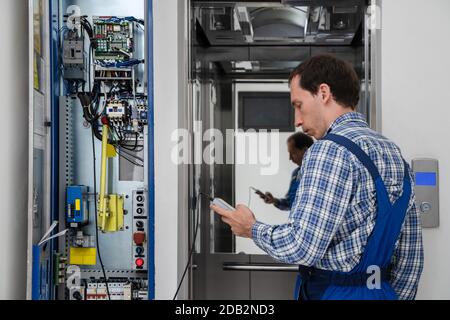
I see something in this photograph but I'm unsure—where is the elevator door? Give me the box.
[189,0,378,300]
[190,80,299,300]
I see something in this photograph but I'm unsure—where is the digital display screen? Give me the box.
[239,92,294,132]
[415,172,437,186]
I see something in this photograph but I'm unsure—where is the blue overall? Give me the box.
[294,134,412,300]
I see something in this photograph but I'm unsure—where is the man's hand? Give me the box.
[263,192,278,205]
[210,204,256,239]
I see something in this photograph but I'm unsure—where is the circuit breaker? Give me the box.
[62,38,87,81]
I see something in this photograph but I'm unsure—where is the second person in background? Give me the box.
[260,132,314,211]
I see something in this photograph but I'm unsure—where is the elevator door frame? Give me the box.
[183,0,382,300]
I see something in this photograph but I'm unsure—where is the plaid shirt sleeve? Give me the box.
[252,141,353,266]
[390,174,424,300]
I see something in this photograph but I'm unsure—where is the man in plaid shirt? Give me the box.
[212,54,424,300]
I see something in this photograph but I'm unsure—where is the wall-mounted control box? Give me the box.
[412,158,439,228]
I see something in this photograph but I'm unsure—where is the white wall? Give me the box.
[153,0,180,299]
[0,0,29,300]
[381,0,450,299]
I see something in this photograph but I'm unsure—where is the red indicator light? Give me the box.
[136,258,145,267]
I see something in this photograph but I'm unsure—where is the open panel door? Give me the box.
[26,0,155,301]
[27,0,52,300]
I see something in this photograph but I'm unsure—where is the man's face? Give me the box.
[290,75,328,139]
[288,140,307,167]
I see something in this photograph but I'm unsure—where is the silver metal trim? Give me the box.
[364,6,370,123]
[26,0,35,300]
[223,263,299,272]
[80,269,148,279]
[371,0,382,133]
[178,0,193,300]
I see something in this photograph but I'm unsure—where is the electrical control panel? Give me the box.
[37,1,153,301]
[93,17,134,61]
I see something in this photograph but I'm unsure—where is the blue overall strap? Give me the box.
[360,160,411,268]
[322,134,411,270]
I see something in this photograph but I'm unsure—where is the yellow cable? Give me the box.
[99,124,109,232]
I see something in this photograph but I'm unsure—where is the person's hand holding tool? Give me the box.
[263,192,278,205]
[210,204,256,239]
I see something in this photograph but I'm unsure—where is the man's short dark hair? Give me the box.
[289,54,361,110]
[288,132,314,150]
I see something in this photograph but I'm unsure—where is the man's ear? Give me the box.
[318,83,332,104]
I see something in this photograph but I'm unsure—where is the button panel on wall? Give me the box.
[412,158,439,228]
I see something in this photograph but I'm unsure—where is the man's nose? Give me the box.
[295,111,303,128]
